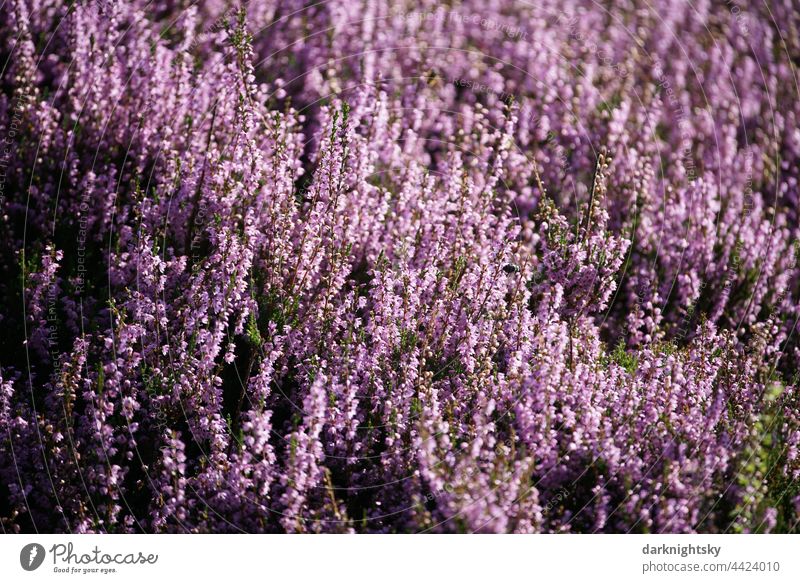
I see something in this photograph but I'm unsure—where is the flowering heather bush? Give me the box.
[1,0,799,533]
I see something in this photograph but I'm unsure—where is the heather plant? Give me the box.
[0,0,798,533]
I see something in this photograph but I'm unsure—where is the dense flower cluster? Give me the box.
[1,0,799,533]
